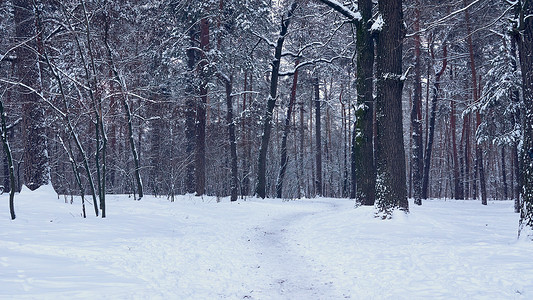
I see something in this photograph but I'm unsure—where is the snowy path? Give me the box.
[2,187,533,299]
[244,200,345,299]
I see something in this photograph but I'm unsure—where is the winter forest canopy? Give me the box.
[0,0,533,236]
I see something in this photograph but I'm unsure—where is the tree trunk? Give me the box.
[352,0,375,205]
[241,72,250,197]
[218,74,238,202]
[411,0,423,205]
[255,2,298,198]
[79,0,106,217]
[464,0,486,205]
[0,101,16,220]
[510,20,522,213]
[422,43,448,200]
[276,60,299,198]
[450,66,463,199]
[502,147,508,199]
[517,0,533,239]
[374,0,408,217]
[185,27,198,194]
[313,76,323,197]
[299,100,305,198]
[195,17,209,196]
[14,0,49,191]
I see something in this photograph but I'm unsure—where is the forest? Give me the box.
[0,0,532,235]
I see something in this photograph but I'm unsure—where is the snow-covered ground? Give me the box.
[1,186,532,299]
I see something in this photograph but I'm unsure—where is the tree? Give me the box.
[0,101,17,220]
[410,0,424,205]
[517,0,533,239]
[103,15,144,200]
[313,75,323,196]
[374,0,409,217]
[14,0,49,191]
[276,60,299,198]
[353,0,376,206]
[422,42,448,200]
[255,1,298,199]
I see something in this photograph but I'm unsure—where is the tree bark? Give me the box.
[422,43,448,200]
[217,74,239,202]
[313,76,323,197]
[0,101,16,220]
[276,60,299,198]
[195,17,209,196]
[411,0,423,205]
[450,66,463,200]
[185,27,198,194]
[14,0,49,191]
[352,0,375,205]
[517,0,533,238]
[374,0,408,216]
[464,0,487,205]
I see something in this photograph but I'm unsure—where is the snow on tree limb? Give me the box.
[317,0,362,23]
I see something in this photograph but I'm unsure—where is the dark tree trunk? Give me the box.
[255,2,298,198]
[517,0,533,238]
[510,20,522,213]
[276,60,299,198]
[14,0,49,191]
[352,0,375,205]
[195,17,210,196]
[313,76,323,197]
[374,0,408,216]
[299,100,305,198]
[0,102,16,220]
[241,72,250,197]
[422,43,448,200]
[218,75,238,202]
[502,147,509,199]
[464,0,487,204]
[475,111,487,205]
[185,27,198,194]
[450,67,463,199]
[461,111,471,199]
[79,0,107,217]
[411,0,423,205]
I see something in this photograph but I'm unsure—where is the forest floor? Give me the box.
[1,186,532,299]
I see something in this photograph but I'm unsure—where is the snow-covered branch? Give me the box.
[278,56,347,76]
[316,0,362,23]
[406,0,484,37]
[0,78,66,118]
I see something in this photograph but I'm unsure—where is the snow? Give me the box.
[371,14,384,32]
[2,187,533,299]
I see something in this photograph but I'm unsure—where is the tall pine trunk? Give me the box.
[450,66,463,199]
[464,0,487,204]
[185,27,198,194]
[195,17,210,196]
